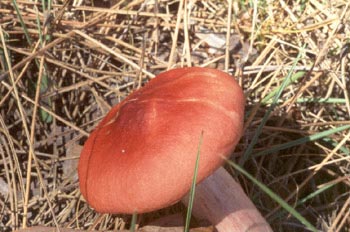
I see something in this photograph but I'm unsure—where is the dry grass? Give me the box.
[0,0,350,231]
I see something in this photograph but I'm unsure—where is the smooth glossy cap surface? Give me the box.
[78,67,245,214]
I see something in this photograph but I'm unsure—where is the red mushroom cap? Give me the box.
[78,67,245,214]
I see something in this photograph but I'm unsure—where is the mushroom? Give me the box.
[78,67,272,231]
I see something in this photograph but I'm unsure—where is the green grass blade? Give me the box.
[12,0,53,123]
[322,137,350,156]
[240,44,307,165]
[41,0,46,11]
[184,131,204,232]
[227,159,318,232]
[34,3,52,123]
[263,97,348,105]
[35,6,44,46]
[12,0,32,45]
[295,97,347,104]
[298,182,337,206]
[130,212,137,232]
[254,124,350,158]
[271,180,338,223]
[261,71,305,105]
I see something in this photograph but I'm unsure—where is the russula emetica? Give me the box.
[78,67,244,214]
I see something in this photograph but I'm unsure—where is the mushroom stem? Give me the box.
[182,167,272,232]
